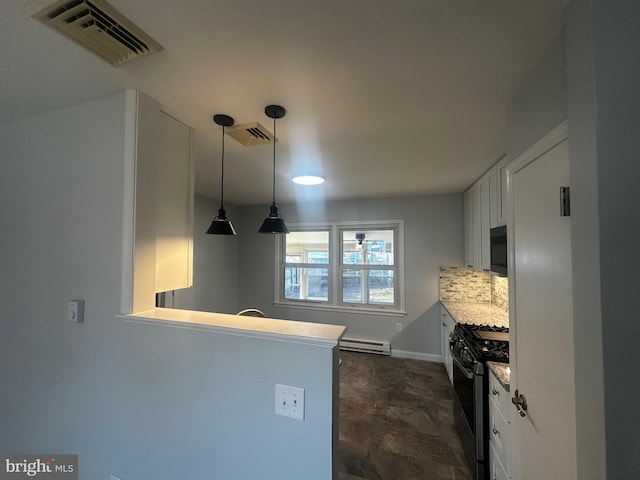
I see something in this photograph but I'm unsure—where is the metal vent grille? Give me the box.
[226,122,276,147]
[33,0,163,66]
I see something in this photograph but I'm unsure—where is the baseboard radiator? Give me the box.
[340,338,391,355]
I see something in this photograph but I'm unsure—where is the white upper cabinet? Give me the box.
[495,155,511,227]
[464,189,475,267]
[464,156,508,272]
[122,90,194,314]
[155,111,193,293]
[479,171,491,270]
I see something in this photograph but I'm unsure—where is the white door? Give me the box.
[510,136,577,479]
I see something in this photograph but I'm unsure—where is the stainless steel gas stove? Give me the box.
[450,323,509,480]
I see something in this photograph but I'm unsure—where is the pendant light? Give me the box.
[206,114,237,235]
[258,104,290,234]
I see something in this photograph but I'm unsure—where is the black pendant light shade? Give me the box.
[206,114,237,235]
[259,105,289,234]
[206,207,237,235]
[258,204,290,234]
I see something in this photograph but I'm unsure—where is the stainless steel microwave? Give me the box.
[490,226,508,276]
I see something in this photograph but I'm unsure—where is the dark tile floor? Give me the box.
[338,352,473,480]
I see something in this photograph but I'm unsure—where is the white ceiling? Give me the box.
[1,0,565,205]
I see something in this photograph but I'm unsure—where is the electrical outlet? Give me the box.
[396,322,403,333]
[275,383,305,421]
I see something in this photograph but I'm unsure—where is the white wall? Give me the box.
[0,94,337,479]
[173,195,240,314]
[234,194,464,358]
[565,1,606,477]
[506,32,568,161]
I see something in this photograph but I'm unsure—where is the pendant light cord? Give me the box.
[220,125,225,210]
[272,115,277,206]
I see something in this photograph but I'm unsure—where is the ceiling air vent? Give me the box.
[226,122,276,147]
[33,0,163,66]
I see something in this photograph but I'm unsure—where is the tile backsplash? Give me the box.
[439,266,491,303]
[439,266,509,313]
[491,275,509,311]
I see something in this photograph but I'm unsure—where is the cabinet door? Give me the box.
[479,176,491,271]
[489,394,510,472]
[472,185,482,268]
[496,155,510,226]
[441,307,455,383]
[488,167,499,228]
[464,189,474,267]
[155,112,193,293]
[489,369,509,415]
[489,443,509,480]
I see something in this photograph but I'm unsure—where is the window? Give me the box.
[276,221,405,314]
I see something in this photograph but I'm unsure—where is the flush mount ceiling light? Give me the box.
[206,114,237,236]
[292,174,325,186]
[258,105,289,234]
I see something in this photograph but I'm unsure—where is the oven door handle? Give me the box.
[450,348,475,379]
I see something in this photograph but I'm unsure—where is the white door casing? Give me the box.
[507,121,578,480]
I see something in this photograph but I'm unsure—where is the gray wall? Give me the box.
[504,21,608,478]
[590,0,640,477]
[235,195,464,357]
[507,2,640,475]
[173,195,240,314]
[0,94,336,479]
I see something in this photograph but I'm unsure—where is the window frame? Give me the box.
[274,220,406,316]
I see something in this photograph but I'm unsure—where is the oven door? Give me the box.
[451,347,486,478]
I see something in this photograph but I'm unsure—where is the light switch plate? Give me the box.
[275,383,305,421]
[68,299,84,323]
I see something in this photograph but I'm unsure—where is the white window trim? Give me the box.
[273,220,406,316]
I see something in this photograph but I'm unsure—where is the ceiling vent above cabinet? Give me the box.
[226,122,276,147]
[33,0,163,66]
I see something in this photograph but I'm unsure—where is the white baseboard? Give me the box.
[391,350,443,363]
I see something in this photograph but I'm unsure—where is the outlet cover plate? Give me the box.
[275,383,305,421]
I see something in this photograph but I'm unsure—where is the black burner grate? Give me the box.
[456,323,510,363]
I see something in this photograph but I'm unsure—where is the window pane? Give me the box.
[286,231,329,264]
[308,251,328,263]
[342,269,362,302]
[369,270,395,305]
[284,267,328,301]
[284,267,300,299]
[342,230,394,265]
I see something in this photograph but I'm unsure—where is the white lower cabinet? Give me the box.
[489,443,509,480]
[441,306,455,383]
[488,368,511,479]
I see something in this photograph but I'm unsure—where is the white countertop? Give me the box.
[119,308,346,347]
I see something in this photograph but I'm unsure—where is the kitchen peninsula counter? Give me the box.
[440,301,509,329]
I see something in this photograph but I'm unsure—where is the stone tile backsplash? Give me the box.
[491,275,509,312]
[439,266,491,303]
[439,266,509,313]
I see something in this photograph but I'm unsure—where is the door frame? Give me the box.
[504,120,568,477]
